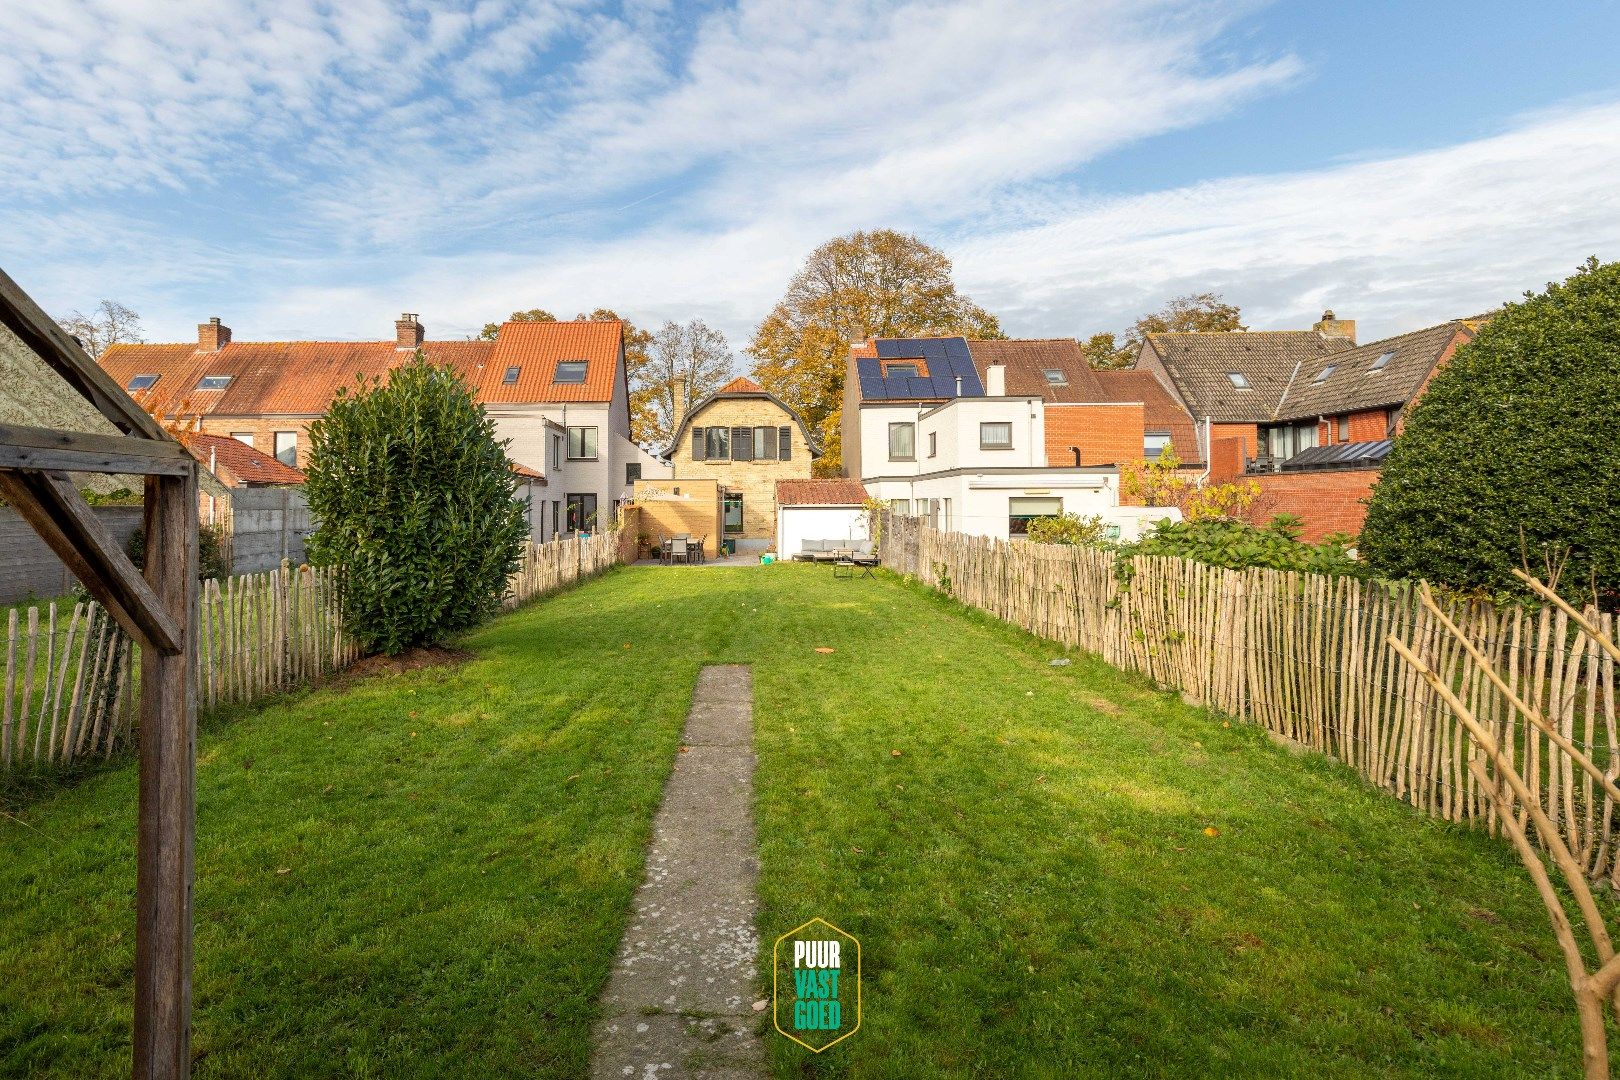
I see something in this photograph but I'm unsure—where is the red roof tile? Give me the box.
[717,375,765,394]
[187,433,304,486]
[99,319,623,418]
[775,478,869,506]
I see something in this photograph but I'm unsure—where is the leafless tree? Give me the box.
[644,319,735,446]
[56,300,145,359]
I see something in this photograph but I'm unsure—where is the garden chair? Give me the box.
[670,537,690,565]
[697,535,708,563]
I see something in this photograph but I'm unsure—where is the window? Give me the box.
[1227,372,1251,389]
[1042,369,1067,386]
[723,493,744,534]
[127,374,159,391]
[502,366,521,385]
[1144,431,1172,460]
[704,426,730,460]
[567,426,598,459]
[1009,496,1063,536]
[733,425,755,461]
[551,501,561,537]
[942,498,952,531]
[549,432,564,470]
[888,499,911,514]
[927,431,937,458]
[553,360,588,384]
[273,431,297,466]
[886,363,920,380]
[1386,405,1404,436]
[1336,415,1349,442]
[1312,365,1336,384]
[1370,350,1395,371]
[980,422,1013,449]
[753,426,777,460]
[1259,420,1318,462]
[889,422,915,460]
[196,374,232,390]
[626,462,641,485]
[566,493,598,532]
[778,426,792,461]
[229,432,254,448]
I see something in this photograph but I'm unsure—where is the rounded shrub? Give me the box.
[1359,258,1620,607]
[303,354,527,654]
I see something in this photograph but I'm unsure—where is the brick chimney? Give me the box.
[671,382,687,425]
[198,316,231,351]
[1313,309,1356,344]
[395,313,424,350]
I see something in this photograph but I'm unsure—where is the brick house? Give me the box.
[659,376,819,548]
[96,314,635,541]
[1135,311,1483,540]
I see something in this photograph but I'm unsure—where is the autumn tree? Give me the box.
[477,308,557,340]
[56,300,144,359]
[641,319,736,446]
[1084,293,1245,370]
[748,229,1004,475]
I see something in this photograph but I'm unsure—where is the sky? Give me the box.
[4,0,1619,353]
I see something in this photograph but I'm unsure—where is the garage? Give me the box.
[774,478,870,559]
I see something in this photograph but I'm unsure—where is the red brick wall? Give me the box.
[199,419,315,468]
[1251,468,1380,542]
[1044,403,1144,467]
[1208,424,1257,481]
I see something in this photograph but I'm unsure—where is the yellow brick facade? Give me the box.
[667,395,813,541]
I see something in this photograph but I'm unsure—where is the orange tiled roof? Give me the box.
[99,319,623,417]
[775,478,868,506]
[717,375,765,394]
[1092,369,1202,465]
[187,432,305,486]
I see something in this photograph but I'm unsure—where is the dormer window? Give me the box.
[503,366,521,385]
[1042,369,1067,386]
[127,374,159,391]
[1369,350,1395,372]
[553,361,587,384]
[1227,372,1251,389]
[196,375,231,390]
[1312,365,1335,383]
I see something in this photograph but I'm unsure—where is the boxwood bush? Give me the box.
[303,354,527,654]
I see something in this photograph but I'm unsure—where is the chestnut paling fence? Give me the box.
[1,531,623,770]
[880,515,1620,883]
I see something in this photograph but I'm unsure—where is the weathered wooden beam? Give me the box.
[0,470,182,654]
[0,266,171,442]
[133,469,197,1080]
[0,421,192,476]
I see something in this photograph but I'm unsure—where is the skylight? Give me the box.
[503,366,521,385]
[1313,366,1336,383]
[1370,350,1395,371]
[1043,369,1067,386]
[196,375,231,390]
[553,360,587,384]
[1227,372,1251,389]
[886,363,920,379]
[127,374,159,391]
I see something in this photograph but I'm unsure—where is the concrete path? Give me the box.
[591,665,765,1079]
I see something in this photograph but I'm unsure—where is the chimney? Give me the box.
[1313,309,1356,344]
[671,382,687,424]
[198,316,231,351]
[986,362,1006,396]
[395,313,425,350]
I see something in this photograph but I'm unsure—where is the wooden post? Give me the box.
[133,465,198,1080]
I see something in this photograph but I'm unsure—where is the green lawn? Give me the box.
[0,564,1603,1076]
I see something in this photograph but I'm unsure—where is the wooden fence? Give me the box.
[881,516,1620,882]
[2,530,624,771]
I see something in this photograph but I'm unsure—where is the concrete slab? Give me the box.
[591,666,765,1079]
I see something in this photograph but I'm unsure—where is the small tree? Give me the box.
[1360,258,1620,608]
[303,354,527,654]
[1024,513,1109,546]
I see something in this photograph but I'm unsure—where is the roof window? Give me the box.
[1043,369,1067,386]
[1312,366,1336,383]
[1369,350,1395,371]
[1227,372,1251,389]
[553,360,587,384]
[196,375,232,390]
[503,366,521,385]
[127,374,159,391]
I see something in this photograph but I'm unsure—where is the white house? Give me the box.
[842,336,1184,541]
[774,478,870,557]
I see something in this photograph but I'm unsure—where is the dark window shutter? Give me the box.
[692,427,705,460]
[779,426,792,460]
[755,425,776,460]
[733,425,753,461]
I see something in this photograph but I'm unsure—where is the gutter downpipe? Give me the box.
[1197,415,1212,486]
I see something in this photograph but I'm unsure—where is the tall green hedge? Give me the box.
[1359,258,1620,607]
[303,354,527,654]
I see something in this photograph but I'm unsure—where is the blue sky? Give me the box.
[4,0,1618,352]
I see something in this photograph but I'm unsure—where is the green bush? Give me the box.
[127,522,230,582]
[303,354,527,655]
[1359,258,1620,608]
[1024,512,1111,546]
[1128,516,1366,577]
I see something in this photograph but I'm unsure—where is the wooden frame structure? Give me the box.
[1,267,199,1079]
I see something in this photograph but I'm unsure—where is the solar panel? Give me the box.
[860,338,983,398]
